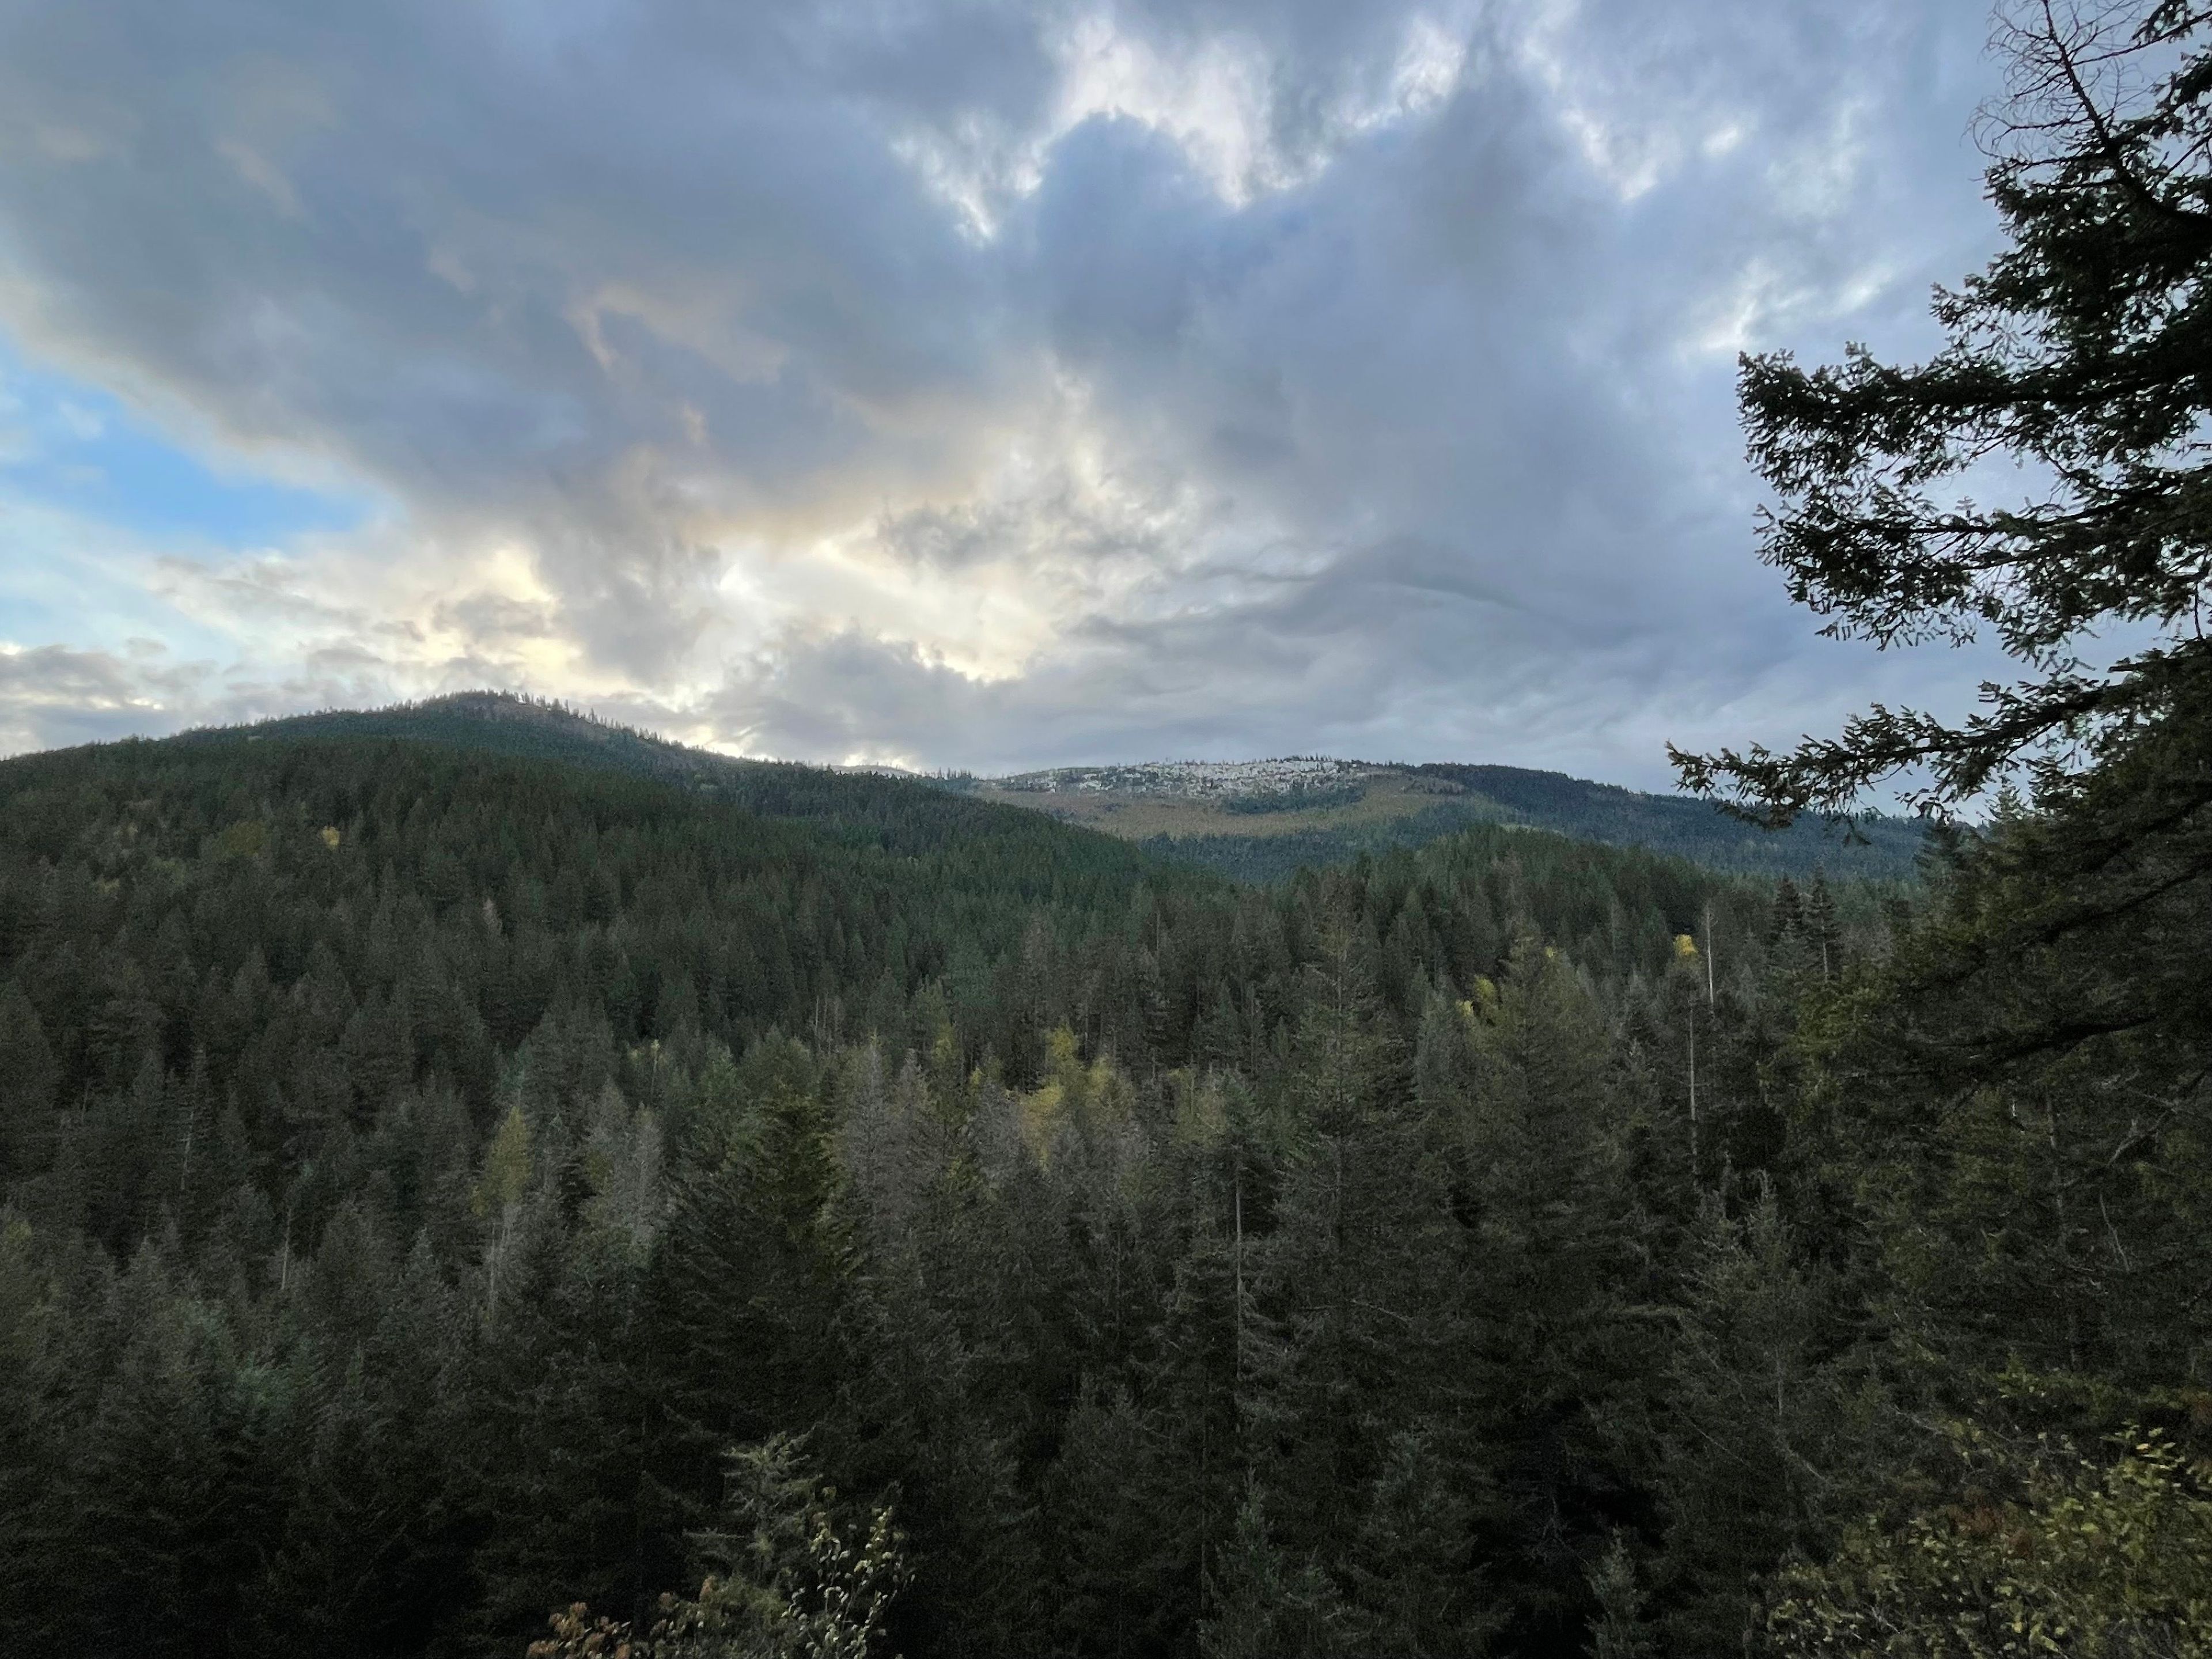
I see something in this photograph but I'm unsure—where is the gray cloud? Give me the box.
[0,0,2013,787]
[0,643,195,753]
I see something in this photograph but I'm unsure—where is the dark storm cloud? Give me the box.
[0,0,2013,782]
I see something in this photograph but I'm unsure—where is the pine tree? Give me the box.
[473,1100,534,1318]
[1801,872,1840,981]
[1586,1534,1657,1659]
[1767,876,1802,948]
[1446,934,1658,1647]
[0,982,58,1185]
[1198,1484,1349,1659]
[1674,2,2212,830]
[1647,1185,1877,1656]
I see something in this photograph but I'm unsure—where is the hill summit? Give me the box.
[172,692,1921,880]
[960,752,1923,881]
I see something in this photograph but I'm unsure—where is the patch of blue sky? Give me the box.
[0,340,372,549]
[0,494,239,662]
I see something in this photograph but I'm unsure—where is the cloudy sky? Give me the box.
[0,0,2010,785]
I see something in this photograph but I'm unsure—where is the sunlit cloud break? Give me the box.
[0,0,2008,786]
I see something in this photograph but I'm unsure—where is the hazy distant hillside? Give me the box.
[176,695,1920,881]
[960,754,1925,881]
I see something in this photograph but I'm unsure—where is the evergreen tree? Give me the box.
[0,690,1912,1656]
[0,984,57,1185]
[1672,5,2212,1647]
[1198,1485,1349,1659]
[1675,0,2212,831]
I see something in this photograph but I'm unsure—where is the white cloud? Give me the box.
[0,0,2014,792]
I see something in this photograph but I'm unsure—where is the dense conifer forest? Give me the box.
[1130,768,1923,887]
[6,4,2212,1654]
[1,714,1867,1656]
[231,694,1931,883]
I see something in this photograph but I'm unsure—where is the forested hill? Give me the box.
[7,1,2211,1650]
[967,755,1923,882]
[201,692,1924,881]
[179,691,1082,859]
[0,704,1796,1103]
[1411,761,1925,874]
[0,704,1903,1657]
[5,698,2191,1659]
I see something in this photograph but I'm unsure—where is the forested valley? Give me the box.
[0,720,1892,1656]
[9,2,2212,1654]
[1,677,2203,1657]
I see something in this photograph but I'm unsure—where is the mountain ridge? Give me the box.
[127,691,1919,880]
[955,751,1925,881]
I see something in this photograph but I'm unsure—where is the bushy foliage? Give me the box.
[529,1438,908,1659]
[1768,1429,2212,1658]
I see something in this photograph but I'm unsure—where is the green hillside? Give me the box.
[4,696,2187,1659]
[215,693,1922,881]
[1412,760,1926,873]
[188,692,1090,858]
[964,755,1925,882]
[0,702,1889,1657]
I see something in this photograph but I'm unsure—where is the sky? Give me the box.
[0,0,2016,786]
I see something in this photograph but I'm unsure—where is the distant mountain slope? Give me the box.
[169,693,1918,881]
[3,697,1230,1080]
[195,691,726,782]
[180,693,1105,868]
[1410,761,1925,878]
[960,755,1925,881]
[0,694,1810,1107]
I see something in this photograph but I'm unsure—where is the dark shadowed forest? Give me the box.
[0,717,1870,1654]
[0,673,2204,1657]
[6,2,2212,1655]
